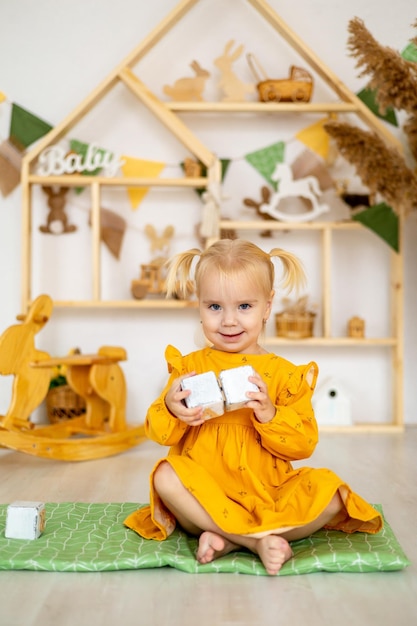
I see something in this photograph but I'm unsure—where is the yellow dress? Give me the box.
[125,345,382,539]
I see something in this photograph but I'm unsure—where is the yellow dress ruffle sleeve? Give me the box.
[124,345,383,539]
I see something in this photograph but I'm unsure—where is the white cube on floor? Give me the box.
[5,501,46,540]
[219,366,259,412]
[181,371,224,418]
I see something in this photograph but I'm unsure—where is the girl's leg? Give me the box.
[154,462,291,574]
[279,491,344,542]
[153,461,343,575]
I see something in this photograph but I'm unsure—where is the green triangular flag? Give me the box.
[245,141,285,190]
[401,42,417,63]
[9,103,53,150]
[356,87,398,127]
[180,159,231,197]
[352,203,399,252]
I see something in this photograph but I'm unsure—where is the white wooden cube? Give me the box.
[219,366,259,412]
[181,371,224,418]
[5,501,46,540]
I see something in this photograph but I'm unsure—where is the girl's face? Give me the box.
[198,267,274,354]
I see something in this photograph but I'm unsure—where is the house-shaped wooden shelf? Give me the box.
[21,0,402,310]
[19,0,404,431]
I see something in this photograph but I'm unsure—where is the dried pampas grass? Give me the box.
[348,17,417,115]
[324,121,417,216]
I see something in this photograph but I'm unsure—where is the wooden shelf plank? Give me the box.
[27,175,209,188]
[318,424,404,433]
[49,299,199,310]
[219,220,362,230]
[265,337,397,346]
[166,102,359,113]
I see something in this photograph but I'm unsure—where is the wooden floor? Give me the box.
[0,428,415,626]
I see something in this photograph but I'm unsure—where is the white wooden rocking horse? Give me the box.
[259,162,330,222]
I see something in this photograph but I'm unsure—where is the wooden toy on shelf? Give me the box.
[163,60,210,101]
[275,295,316,339]
[259,162,330,222]
[131,262,166,298]
[214,40,255,102]
[247,54,313,102]
[348,316,365,338]
[183,157,202,178]
[131,224,175,299]
[40,186,76,234]
[0,295,146,461]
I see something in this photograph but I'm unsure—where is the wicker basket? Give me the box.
[46,385,86,424]
[275,311,316,339]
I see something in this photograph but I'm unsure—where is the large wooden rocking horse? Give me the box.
[0,294,146,461]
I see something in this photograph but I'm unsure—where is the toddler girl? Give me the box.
[125,239,382,575]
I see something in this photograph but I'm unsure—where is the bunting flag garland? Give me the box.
[9,103,53,150]
[0,92,6,103]
[295,117,332,160]
[352,202,399,252]
[244,141,285,190]
[356,87,398,127]
[120,156,165,210]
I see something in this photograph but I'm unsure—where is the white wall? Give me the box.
[0,0,416,425]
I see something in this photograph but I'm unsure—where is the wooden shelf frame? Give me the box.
[19,0,405,431]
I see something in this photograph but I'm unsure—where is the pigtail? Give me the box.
[269,247,306,293]
[164,248,201,299]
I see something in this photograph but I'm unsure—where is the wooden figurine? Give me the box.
[163,60,210,102]
[348,316,365,338]
[215,40,255,102]
[40,186,76,234]
[131,224,175,299]
[259,163,330,222]
[183,157,202,178]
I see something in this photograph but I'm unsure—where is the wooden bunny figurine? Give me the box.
[163,60,210,101]
[215,40,255,102]
[40,186,76,234]
[144,224,175,264]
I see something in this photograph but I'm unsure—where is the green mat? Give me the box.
[0,503,410,575]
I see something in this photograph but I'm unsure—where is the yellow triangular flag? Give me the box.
[121,156,165,210]
[0,92,6,103]
[295,117,331,160]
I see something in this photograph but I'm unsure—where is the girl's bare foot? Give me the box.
[256,535,293,575]
[197,531,239,564]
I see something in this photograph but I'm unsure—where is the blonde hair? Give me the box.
[165,239,306,300]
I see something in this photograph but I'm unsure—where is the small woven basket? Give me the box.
[275,311,316,339]
[46,385,86,423]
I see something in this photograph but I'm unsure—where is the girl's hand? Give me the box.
[165,372,206,426]
[246,371,276,423]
